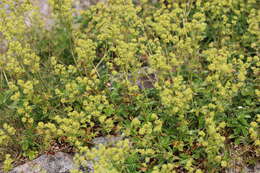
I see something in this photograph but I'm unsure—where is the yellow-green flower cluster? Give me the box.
[0,123,16,149]
[0,1,40,77]
[130,113,162,137]
[37,122,58,147]
[48,0,73,22]
[152,163,176,173]
[73,139,130,173]
[249,120,259,146]
[75,38,96,69]
[0,0,259,172]
[3,154,13,172]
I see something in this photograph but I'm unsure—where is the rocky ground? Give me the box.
[2,135,259,173]
[0,1,259,173]
[1,136,124,173]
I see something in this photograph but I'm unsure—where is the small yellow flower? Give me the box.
[199,131,205,137]
[151,113,158,120]
[215,156,221,162]
[250,122,258,128]
[221,161,228,167]
[196,169,203,173]
[28,118,34,124]
[22,117,27,123]
[3,154,13,172]
[131,118,141,126]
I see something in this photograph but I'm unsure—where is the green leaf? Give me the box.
[21,142,29,151]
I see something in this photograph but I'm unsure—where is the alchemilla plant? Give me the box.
[0,0,259,172]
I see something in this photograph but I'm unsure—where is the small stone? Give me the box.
[92,136,124,147]
[6,135,125,173]
[9,152,75,173]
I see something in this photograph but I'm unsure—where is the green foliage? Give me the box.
[0,0,259,172]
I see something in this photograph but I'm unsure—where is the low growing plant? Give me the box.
[0,0,259,172]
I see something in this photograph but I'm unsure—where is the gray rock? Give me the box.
[109,67,157,90]
[6,136,124,173]
[9,152,75,173]
[92,136,124,147]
